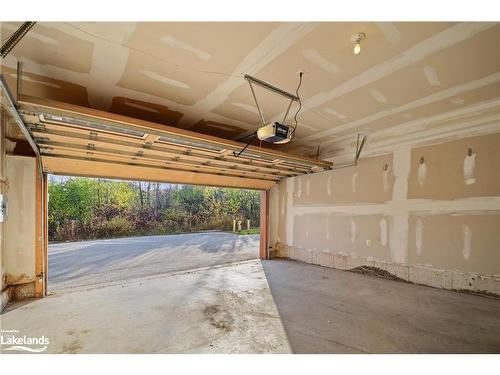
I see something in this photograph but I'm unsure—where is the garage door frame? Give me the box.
[2,77,332,296]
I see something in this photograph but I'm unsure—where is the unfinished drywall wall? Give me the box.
[269,132,500,295]
[3,155,37,300]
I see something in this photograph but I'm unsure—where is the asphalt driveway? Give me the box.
[48,231,259,292]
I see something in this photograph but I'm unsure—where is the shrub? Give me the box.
[93,216,133,239]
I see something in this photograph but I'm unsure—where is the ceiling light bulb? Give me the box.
[353,42,361,55]
[350,32,366,55]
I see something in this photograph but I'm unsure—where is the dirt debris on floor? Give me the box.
[1,260,291,354]
[262,259,500,354]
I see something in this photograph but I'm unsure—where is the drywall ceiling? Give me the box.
[1,22,499,162]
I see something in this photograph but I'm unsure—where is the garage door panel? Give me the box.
[42,155,276,190]
[18,95,332,189]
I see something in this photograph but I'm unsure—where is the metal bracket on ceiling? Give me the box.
[355,132,367,162]
[330,133,367,171]
[0,74,40,159]
[0,22,36,59]
[244,74,300,127]
[233,74,301,158]
[17,61,23,101]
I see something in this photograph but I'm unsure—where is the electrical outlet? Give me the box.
[366,239,372,246]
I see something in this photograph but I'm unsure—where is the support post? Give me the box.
[259,190,269,260]
[34,164,43,297]
[34,163,48,297]
[43,172,48,295]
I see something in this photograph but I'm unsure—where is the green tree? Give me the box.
[48,176,260,241]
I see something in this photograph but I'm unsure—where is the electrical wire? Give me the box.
[235,131,257,142]
[65,23,242,79]
[290,72,303,140]
[4,22,333,140]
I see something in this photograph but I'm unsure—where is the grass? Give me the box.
[235,228,260,235]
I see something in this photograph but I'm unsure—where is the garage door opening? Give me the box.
[47,175,262,292]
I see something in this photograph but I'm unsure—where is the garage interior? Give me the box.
[1,21,500,354]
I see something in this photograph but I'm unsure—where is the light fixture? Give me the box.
[351,32,366,55]
[353,42,361,55]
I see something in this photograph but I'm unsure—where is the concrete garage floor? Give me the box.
[262,260,500,353]
[49,232,259,291]
[2,260,290,354]
[2,259,500,353]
